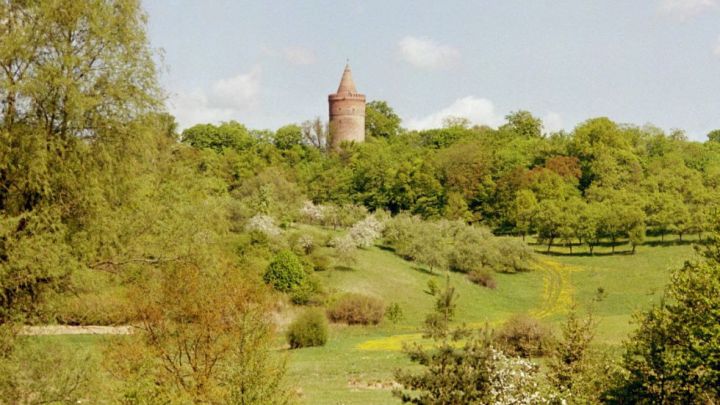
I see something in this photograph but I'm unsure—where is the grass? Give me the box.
[285,233,696,404]
[25,231,698,404]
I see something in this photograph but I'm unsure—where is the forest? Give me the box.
[1,1,719,404]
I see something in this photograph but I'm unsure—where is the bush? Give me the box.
[289,277,324,305]
[468,270,497,289]
[287,309,328,349]
[263,250,306,292]
[385,302,404,324]
[309,252,332,272]
[327,293,385,325]
[494,315,554,357]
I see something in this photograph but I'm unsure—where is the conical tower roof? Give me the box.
[336,64,358,94]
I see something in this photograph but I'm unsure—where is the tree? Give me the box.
[618,239,720,403]
[0,0,161,322]
[547,304,598,402]
[181,121,254,152]
[534,199,564,252]
[273,124,303,150]
[107,266,292,404]
[394,281,548,404]
[577,202,603,255]
[511,189,538,240]
[708,129,720,143]
[628,222,646,254]
[500,110,543,138]
[302,117,329,150]
[0,0,160,136]
[394,281,493,403]
[365,100,402,138]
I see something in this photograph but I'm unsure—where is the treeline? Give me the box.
[181,108,720,253]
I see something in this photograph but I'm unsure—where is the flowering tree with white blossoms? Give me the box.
[299,200,325,224]
[245,214,282,237]
[348,215,385,248]
[488,348,548,405]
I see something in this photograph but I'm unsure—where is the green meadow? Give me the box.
[23,235,697,404]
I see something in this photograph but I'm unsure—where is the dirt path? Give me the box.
[356,259,578,351]
[21,325,133,336]
[529,259,577,319]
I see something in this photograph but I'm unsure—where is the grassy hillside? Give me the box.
[286,234,696,404]
[23,235,696,404]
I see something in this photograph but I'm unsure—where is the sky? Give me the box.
[143,0,720,141]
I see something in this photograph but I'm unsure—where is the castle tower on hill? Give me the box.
[328,64,365,150]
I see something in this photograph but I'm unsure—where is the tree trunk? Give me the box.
[589,244,595,256]
[611,237,616,253]
[632,244,636,254]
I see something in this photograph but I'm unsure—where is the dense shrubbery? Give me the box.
[467,270,496,289]
[287,309,329,349]
[327,293,385,325]
[383,214,535,275]
[493,315,554,357]
[263,250,307,292]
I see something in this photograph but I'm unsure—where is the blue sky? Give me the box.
[144,0,720,141]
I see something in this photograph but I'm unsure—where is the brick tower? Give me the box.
[328,64,365,150]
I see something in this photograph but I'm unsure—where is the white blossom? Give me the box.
[245,214,282,237]
[348,215,385,248]
[487,348,549,404]
[299,200,325,223]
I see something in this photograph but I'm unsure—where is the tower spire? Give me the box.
[336,63,357,94]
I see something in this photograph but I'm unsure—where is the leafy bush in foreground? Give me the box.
[287,309,328,349]
[493,315,554,357]
[263,250,306,292]
[327,293,385,325]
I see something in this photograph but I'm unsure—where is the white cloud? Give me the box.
[397,36,460,70]
[714,35,720,56]
[210,67,262,110]
[659,0,717,19]
[543,112,565,133]
[406,96,503,130]
[282,46,317,65]
[168,66,262,129]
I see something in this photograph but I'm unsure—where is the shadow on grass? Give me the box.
[644,239,699,247]
[333,265,355,272]
[538,249,635,257]
[410,266,439,276]
[377,244,396,253]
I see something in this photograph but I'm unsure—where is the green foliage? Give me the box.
[547,304,598,401]
[181,121,254,152]
[274,124,304,150]
[494,314,554,357]
[616,240,720,403]
[707,129,720,143]
[287,309,329,349]
[107,266,292,404]
[500,110,543,138]
[0,328,96,404]
[467,270,497,289]
[365,100,402,138]
[385,302,404,324]
[327,293,385,325]
[264,250,307,293]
